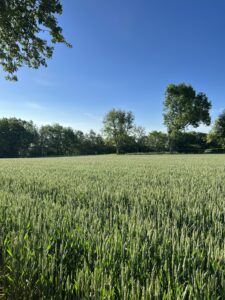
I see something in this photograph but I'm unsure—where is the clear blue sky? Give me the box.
[1,0,225,133]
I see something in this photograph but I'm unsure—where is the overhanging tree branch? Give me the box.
[0,0,72,81]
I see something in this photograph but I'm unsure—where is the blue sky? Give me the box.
[1,0,225,133]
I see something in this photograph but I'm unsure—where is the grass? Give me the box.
[0,154,225,299]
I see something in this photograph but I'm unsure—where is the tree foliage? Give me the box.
[0,119,114,158]
[208,110,225,149]
[147,131,168,152]
[103,109,135,154]
[164,84,211,132]
[163,83,211,151]
[0,118,37,157]
[132,126,148,152]
[174,131,207,153]
[0,0,71,80]
[0,113,219,158]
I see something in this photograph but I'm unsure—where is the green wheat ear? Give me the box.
[0,154,224,299]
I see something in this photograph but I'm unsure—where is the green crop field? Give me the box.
[0,154,225,299]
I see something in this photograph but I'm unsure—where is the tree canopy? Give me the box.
[103,109,135,154]
[148,131,168,152]
[163,83,211,151]
[0,118,37,157]
[0,0,70,80]
[0,114,219,158]
[208,110,225,149]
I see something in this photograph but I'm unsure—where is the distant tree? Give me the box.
[103,109,135,154]
[20,120,39,156]
[147,131,168,152]
[61,127,77,156]
[0,0,71,80]
[207,110,225,149]
[163,83,211,152]
[95,134,106,153]
[39,124,64,156]
[84,130,106,154]
[74,130,85,154]
[0,118,37,157]
[175,131,207,153]
[132,126,148,152]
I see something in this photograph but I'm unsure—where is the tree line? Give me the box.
[0,83,224,158]
[0,117,211,158]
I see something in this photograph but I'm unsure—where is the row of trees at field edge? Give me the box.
[0,83,225,157]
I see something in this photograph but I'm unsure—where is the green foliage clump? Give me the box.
[208,110,225,149]
[164,83,211,152]
[0,0,71,80]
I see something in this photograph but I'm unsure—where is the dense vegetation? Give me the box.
[1,155,225,298]
[163,84,211,152]
[0,115,223,158]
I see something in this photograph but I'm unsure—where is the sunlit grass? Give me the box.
[0,154,225,299]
